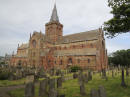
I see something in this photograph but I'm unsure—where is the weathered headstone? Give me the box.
[39,79,48,97]
[25,82,35,97]
[57,77,62,88]
[80,83,86,96]
[73,73,78,79]
[56,69,61,76]
[26,75,34,84]
[48,78,57,97]
[90,89,100,97]
[83,73,88,83]
[61,72,65,82]
[88,71,92,81]
[78,71,86,96]
[98,86,107,97]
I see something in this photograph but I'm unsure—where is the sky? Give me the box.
[0,0,130,56]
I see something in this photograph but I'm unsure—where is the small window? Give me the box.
[32,40,36,48]
[55,61,56,64]
[68,58,72,64]
[60,60,63,65]
[88,59,90,63]
[82,44,84,48]
[48,60,51,65]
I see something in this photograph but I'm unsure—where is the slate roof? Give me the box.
[57,29,100,44]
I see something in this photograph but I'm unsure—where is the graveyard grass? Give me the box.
[8,72,130,97]
[0,78,25,87]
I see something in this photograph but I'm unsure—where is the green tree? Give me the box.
[110,49,130,87]
[104,0,130,38]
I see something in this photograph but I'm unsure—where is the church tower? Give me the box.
[45,3,63,43]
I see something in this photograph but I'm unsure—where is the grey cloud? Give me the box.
[0,0,129,56]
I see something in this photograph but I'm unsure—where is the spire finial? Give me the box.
[50,0,59,22]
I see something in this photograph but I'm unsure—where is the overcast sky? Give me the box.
[0,0,130,56]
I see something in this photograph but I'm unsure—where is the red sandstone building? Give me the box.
[10,4,108,71]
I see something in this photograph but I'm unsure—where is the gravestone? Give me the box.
[98,86,107,97]
[78,71,86,96]
[58,95,65,97]
[88,71,92,81]
[25,82,35,97]
[48,78,57,97]
[39,79,48,97]
[61,72,65,82]
[83,73,88,83]
[57,77,62,88]
[80,83,86,96]
[56,69,61,76]
[26,75,34,84]
[90,89,100,97]
[73,73,78,79]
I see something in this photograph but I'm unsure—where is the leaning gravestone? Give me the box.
[39,79,48,97]
[48,78,57,97]
[98,86,107,97]
[90,89,100,97]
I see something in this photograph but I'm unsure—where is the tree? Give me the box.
[104,0,130,38]
[110,49,130,87]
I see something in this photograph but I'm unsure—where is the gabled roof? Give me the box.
[57,29,101,44]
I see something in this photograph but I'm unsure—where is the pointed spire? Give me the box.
[50,2,59,22]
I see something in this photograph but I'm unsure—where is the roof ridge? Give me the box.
[63,29,99,37]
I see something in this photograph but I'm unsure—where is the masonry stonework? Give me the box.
[10,4,108,71]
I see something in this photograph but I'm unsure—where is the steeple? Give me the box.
[50,2,59,22]
[45,1,63,43]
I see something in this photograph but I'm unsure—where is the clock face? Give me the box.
[32,40,36,48]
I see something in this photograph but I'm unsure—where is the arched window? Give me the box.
[60,60,63,65]
[18,60,22,66]
[88,59,90,63]
[32,40,36,48]
[68,58,72,64]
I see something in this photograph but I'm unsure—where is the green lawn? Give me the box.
[0,78,25,87]
[8,72,130,97]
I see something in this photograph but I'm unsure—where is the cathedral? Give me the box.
[10,4,108,71]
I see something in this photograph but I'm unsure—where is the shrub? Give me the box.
[0,71,12,80]
[70,66,81,72]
